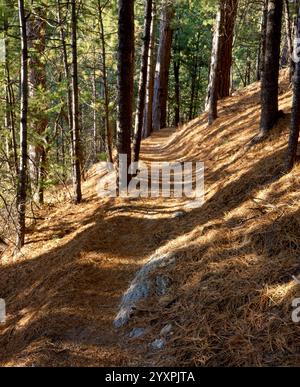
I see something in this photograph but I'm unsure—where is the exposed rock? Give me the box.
[129,327,146,339]
[160,324,173,337]
[151,338,165,350]
[156,276,171,296]
[114,252,176,328]
[172,211,185,219]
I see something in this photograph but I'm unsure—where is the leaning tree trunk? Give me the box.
[71,0,82,203]
[133,0,153,163]
[217,0,239,98]
[260,0,283,136]
[152,1,174,131]
[286,4,300,171]
[16,0,29,249]
[207,9,222,125]
[117,0,135,190]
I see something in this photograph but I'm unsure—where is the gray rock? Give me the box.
[129,327,145,339]
[172,211,185,219]
[156,276,171,296]
[114,252,176,328]
[151,338,165,350]
[160,324,173,336]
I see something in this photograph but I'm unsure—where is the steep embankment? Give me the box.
[1,70,300,366]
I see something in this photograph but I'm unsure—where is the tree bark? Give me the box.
[57,0,74,178]
[98,0,113,163]
[260,0,283,135]
[152,1,174,131]
[256,1,269,81]
[71,0,82,203]
[286,4,300,171]
[133,0,153,163]
[217,0,239,98]
[143,1,157,139]
[27,8,48,204]
[117,0,135,190]
[16,0,29,249]
[208,9,221,125]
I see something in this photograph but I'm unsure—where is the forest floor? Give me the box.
[1,70,300,366]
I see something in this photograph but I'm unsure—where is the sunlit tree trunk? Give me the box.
[207,9,221,125]
[133,0,153,163]
[286,4,300,171]
[27,9,48,204]
[98,0,113,163]
[143,1,157,139]
[260,0,283,135]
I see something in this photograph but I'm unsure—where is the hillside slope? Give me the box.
[1,71,300,366]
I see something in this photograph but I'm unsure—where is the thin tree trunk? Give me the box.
[71,0,82,203]
[3,1,18,174]
[57,0,74,175]
[152,1,174,131]
[208,9,221,125]
[286,5,300,171]
[260,0,283,135]
[284,0,294,80]
[16,0,29,249]
[27,8,48,204]
[133,0,153,163]
[117,0,135,190]
[143,1,157,138]
[173,27,181,126]
[98,0,113,163]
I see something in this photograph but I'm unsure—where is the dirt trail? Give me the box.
[0,128,187,367]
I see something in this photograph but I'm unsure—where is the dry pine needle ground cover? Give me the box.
[1,70,300,366]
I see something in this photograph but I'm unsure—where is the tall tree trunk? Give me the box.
[71,0,82,203]
[133,0,153,163]
[152,1,174,131]
[217,0,239,98]
[284,0,295,80]
[3,3,18,174]
[57,0,74,182]
[286,5,300,171]
[258,0,269,82]
[260,0,283,136]
[173,27,181,126]
[16,0,29,249]
[117,0,135,190]
[98,0,113,163]
[143,1,157,139]
[27,9,48,204]
[207,9,221,125]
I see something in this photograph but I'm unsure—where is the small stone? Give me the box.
[160,324,173,336]
[151,338,165,350]
[129,327,145,339]
[172,211,185,219]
